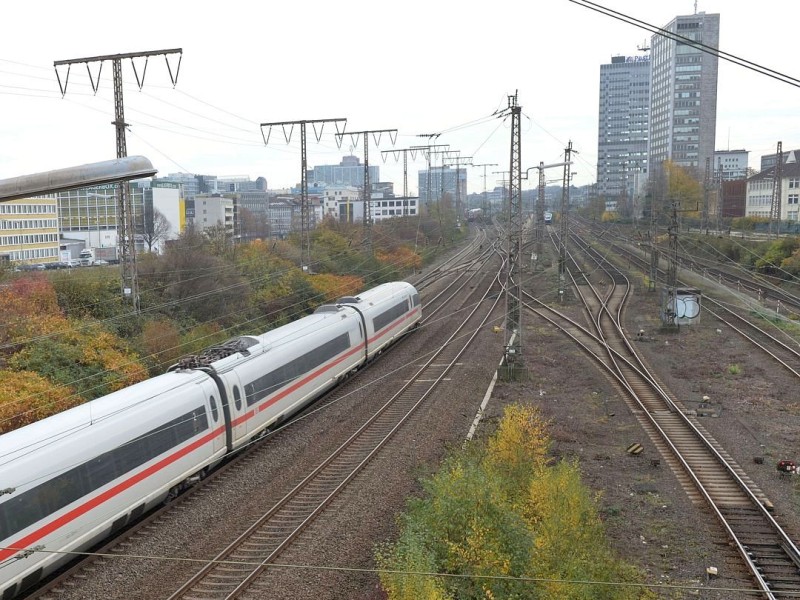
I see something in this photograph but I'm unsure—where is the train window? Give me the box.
[209,395,219,422]
[244,333,350,407]
[233,386,242,411]
[373,300,407,332]
[412,293,420,307]
[0,407,210,542]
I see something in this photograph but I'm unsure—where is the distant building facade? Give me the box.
[745,155,800,221]
[0,197,59,264]
[323,186,362,223]
[714,149,749,180]
[372,197,418,220]
[187,194,235,235]
[54,183,143,251]
[144,182,183,252]
[152,173,267,199]
[267,197,297,238]
[760,148,800,172]
[597,54,651,198]
[720,180,746,218]
[648,12,720,180]
[417,166,467,209]
[310,155,378,187]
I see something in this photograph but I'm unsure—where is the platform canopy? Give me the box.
[0,156,157,201]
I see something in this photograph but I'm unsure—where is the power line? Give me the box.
[569,0,800,88]
[0,546,772,595]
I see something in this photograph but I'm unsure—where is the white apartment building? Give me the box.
[745,153,800,221]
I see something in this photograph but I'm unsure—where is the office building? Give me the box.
[417,166,467,210]
[597,54,651,198]
[714,149,749,180]
[745,154,800,221]
[760,148,800,172]
[310,155,378,187]
[186,194,234,236]
[0,197,59,264]
[648,12,720,180]
[54,184,144,251]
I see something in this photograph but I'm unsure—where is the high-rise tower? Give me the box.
[648,12,720,181]
[597,54,651,200]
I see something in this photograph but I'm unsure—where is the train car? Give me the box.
[543,211,553,225]
[0,281,420,598]
[337,281,421,361]
[0,371,226,598]
[210,307,367,448]
[466,208,483,222]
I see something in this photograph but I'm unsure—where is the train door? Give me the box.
[200,379,227,454]
[222,372,249,446]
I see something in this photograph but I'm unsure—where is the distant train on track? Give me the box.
[466,208,483,222]
[0,281,421,599]
[543,211,553,225]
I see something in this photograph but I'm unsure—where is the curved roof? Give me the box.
[0,156,157,201]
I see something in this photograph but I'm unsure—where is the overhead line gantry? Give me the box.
[54,48,183,313]
[336,128,398,253]
[260,118,347,267]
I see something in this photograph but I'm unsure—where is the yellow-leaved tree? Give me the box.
[0,274,148,431]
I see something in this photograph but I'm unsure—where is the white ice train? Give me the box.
[0,281,421,598]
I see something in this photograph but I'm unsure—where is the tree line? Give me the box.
[0,212,464,432]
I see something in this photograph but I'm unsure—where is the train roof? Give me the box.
[336,281,417,305]
[0,370,208,465]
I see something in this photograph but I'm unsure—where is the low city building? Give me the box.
[745,152,800,221]
[0,197,60,265]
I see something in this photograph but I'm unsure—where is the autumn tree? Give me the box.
[138,224,249,326]
[238,207,270,242]
[0,274,148,430]
[378,404,651,600]
[205,222,234,257]
[756,236,800,276]
[0,370,81,433]
[781,246,800,277]
[662,160,703,215]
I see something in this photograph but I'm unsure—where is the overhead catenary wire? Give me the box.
[568,0,800,88]
[0,536,781,595]
[0,246,431,422]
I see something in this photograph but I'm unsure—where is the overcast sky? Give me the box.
[1,0,797,195]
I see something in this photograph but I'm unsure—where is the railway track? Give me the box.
[523,228,800,598]
[581,226,800,380]
[25,229,497,600]
[165,263,505,599]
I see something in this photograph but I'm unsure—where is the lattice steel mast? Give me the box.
[337,128,397,253]
[702,157,710,232]
[505,93,523,359]
[410,143,449,213]
[769,141,783,238]
[526,161,571,268]
[54,48,182,312]
[471,163,498,217]
[444,156,473,221]
[260,118,347,266]
[558,141,576,293]
[662,201,680,326]
[381,147,427,216]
